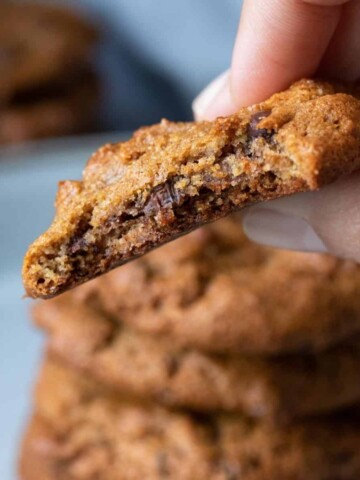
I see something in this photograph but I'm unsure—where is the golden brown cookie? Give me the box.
[81,217,360,355]
[0,2,97,103]
[19,418,55,480]
[22,79,360,298]
[33,290,360,421]
[0,68,99,145]
[19,358,360,480]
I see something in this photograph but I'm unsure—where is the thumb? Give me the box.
[242,172,360,263]
[193,0,345,121]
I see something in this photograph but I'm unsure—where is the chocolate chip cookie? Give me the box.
[22,79,360,298]
[19,358,360,480]
[33,291,360,420]
[0,2,97,103]
[0,67,99,145]
[81,216,360,355]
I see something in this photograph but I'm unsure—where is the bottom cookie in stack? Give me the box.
[20,357,360,480]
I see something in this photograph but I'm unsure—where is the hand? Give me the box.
[193,0,360,262]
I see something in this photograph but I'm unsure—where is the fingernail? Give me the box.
[192,70,233,120]
[242,208,327,253]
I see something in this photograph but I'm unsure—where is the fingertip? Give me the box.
[305,174,360,263]
[243,174,360,264]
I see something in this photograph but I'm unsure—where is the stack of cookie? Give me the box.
[20,215,360,479]
[0,2,99,146]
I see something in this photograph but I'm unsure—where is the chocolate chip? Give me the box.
[106,211,133,228]
[92,244,101,255]
[164,355,180,377]
[329,451,355,466]
[144,181,184,216]
[191,413,220,442]
[260,171,277,191]
[68,237,87,255]
[72,260,87,276]
[244,455,261,471]
[248,110,272,140]
[295,355,318,375]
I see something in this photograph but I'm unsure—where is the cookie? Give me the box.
[22,79,360,298]
[20,418,56,480]
[0,2,97,103]
[82,216,360,355]
[33,292,360,421]
[0,67,99,144]
[20,358,360,480]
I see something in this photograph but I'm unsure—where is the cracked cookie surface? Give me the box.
[19,358,360,480]
[22,79,360,298]
[33,290,360,420]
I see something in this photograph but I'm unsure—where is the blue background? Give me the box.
[68,0,242,129]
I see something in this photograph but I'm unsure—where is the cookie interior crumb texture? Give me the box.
[22,79,360,298]
[72,217,360,355]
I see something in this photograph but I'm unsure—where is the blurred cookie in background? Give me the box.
[0,1,100,145]
[0,1,98,102]
[20,358,360,480]
[0,67,100,145]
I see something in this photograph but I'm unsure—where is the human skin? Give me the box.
[193,0,360,262]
